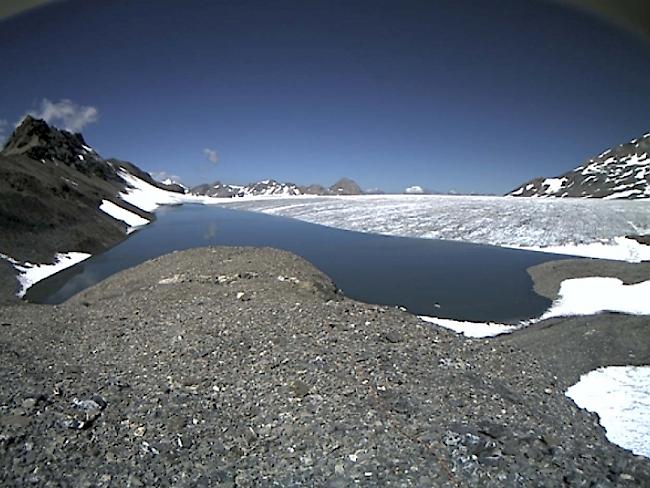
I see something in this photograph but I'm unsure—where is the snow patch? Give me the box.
[0,252,91,297]
[421,274,650,338]
[419,315,520,338]
[603,188,643,200]
[542,177,566,194]
[99,200,149,230]
[566,366,650,458]
[623,153,648,167]
[542,277,650,318]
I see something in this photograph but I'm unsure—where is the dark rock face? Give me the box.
[0,118,171,267]
[508,132,650,199]
[1,117,184,195]
[2,116,117,181]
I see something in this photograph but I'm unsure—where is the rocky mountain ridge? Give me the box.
[0,117,181,267]
[191,176,364,198]
[508,131,650,199]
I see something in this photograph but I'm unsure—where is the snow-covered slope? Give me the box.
[118,170,214,212]
[0,117,205,297]
[508,132,650,199]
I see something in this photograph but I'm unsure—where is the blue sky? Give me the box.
[0,0,649,194]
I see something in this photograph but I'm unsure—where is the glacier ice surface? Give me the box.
[219,195,650,262]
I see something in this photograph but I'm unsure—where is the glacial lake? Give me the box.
[25,205,570,322]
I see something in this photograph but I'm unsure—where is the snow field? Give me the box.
[566,366,650,458]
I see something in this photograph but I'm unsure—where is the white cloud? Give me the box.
[23,98,98,132]
[405,185,425,194]
[203,148,219,164]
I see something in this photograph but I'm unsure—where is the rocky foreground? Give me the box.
[1,247,649,487]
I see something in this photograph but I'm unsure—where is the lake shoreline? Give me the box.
[17,205,566,322]
[1,246,648,486]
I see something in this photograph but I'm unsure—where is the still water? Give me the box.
[26,205,569,322]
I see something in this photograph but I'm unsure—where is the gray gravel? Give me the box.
[504,258,650,386]
[1,247,649,486]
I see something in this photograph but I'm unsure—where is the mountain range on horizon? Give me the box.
[0,116,649,297]
[190,177,364,198]
[184,129,650,201]
[3,116,650,203]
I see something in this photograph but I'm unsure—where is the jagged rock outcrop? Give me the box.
[2,116,116,181]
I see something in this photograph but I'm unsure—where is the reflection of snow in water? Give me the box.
[566,366,650,458]
[222,195,650,261]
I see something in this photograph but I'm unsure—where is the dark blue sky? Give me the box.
[1,0,649,193]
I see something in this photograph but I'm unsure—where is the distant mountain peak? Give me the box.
[329,177,362,195]
[4,115,89,153]
[508,132,650,200]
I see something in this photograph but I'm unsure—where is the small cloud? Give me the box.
[203,148,219,164]
[404,185,425,194]
[22,98,98,132]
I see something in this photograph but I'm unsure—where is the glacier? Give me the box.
[219,195,650,262]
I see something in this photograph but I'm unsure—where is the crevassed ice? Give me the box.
[220,195,650,261]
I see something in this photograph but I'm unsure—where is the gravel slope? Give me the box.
[503,258,650,386]
[1,247,649,487]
